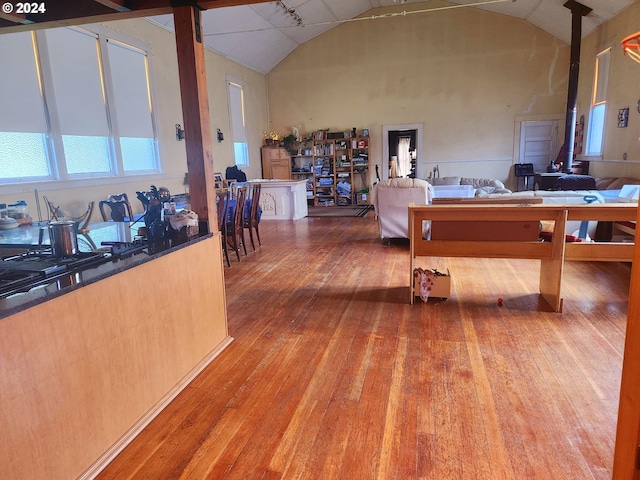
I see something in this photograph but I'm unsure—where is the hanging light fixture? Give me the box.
[621,32,640,64]
[277,1,303,26]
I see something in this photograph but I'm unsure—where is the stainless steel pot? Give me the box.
[49,221,78,257]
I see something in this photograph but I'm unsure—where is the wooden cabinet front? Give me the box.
[261,147,291,180]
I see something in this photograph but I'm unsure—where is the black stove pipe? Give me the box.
[561,0,592,173]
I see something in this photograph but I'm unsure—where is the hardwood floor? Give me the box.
[97,214,630,479]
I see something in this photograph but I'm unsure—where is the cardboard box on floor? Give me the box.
[414,268,451,300]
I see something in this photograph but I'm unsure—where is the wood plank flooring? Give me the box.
[96,214,630,479]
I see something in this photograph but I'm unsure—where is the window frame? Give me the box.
[585,48,611,157]
[226,77,249,168]
[0,24,161,188]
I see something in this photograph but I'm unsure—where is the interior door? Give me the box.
[519,121,558,172]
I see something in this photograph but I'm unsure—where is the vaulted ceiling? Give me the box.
[147,0,636,74]
[0,0,635,74]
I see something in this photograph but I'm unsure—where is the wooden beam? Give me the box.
[93,0,132,12]
[173,5,217,229]
[613,202,640,479]
[0,11,30,25]
[0,0,271,34]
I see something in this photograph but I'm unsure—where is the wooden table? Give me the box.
[408,202,638,312]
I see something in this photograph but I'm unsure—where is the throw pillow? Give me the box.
[475,186,496,196]
[594,177,616,190]
[608,177,640,190]
[430,176,461,186]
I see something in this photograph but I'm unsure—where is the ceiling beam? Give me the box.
[0,0,270,34]
[0,11,31,25]
[93,0,132,12]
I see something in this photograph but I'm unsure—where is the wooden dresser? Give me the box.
[261,147,291,180]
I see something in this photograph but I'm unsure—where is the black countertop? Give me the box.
[0,221,213,320]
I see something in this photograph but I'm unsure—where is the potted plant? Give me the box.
[282,134,298,155]
[263,131,281,146]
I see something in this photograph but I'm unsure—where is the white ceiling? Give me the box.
[148,0,635,74]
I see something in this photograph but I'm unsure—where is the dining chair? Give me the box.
[216,189,230,267]
[226,184,248,261]
[99,193,134,222]
[229,181,250,200]
[243,182,262,251]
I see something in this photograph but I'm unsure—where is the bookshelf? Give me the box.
[291,135,369,207]
[290,140,314,203]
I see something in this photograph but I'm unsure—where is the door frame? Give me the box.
[382,123,424,180]
[517,120,559,169]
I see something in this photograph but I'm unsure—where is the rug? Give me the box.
[307,205,374,218]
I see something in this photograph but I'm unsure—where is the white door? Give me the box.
[519,121,558,173]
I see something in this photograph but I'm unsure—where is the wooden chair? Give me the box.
[216,189,230,267]
[243,182,262,251]
[229,181,250,200]
[99,193,134,222]
[226,184,248,261]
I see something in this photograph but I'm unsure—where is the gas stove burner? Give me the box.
[0,250,112,299]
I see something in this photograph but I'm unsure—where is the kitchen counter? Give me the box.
[0,221,209,320]
[0,228,230,479]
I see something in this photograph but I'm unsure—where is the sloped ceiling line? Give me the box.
[146,0,634,74]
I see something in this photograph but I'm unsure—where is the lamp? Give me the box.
[621,32,640,64]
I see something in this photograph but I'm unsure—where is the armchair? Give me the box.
[373,178,432,239]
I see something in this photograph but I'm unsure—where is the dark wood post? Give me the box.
[173,5,217,231]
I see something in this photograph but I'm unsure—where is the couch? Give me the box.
[428,176,512,196]
[373,174,640,241]
[373,178,432,239]
[484,174,640,238]
[594,176,640,190]
[481,174,640,204]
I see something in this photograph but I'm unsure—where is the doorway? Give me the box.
[518,120,559,173]
[382,124,424,180]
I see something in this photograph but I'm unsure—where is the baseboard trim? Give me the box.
[79,335,234,480]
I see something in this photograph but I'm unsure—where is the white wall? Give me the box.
[266,1,571,189]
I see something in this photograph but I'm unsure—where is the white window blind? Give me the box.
[586,48,611,156]
[45,27,111,175]
[0,31,51,179]
[0,31,47,134]
[45,28,109,137]
[1,24,159,184]
[228,82,247,143]
[228,80,249,166]
[107,39,157,172]
[593,49,610,105]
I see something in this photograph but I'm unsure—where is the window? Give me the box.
[586,48,611,156]
[227,79,249,167]
[106,39,157,173]
[0,26,158,184]
[0,32,51,181]
[44,27,112,176]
